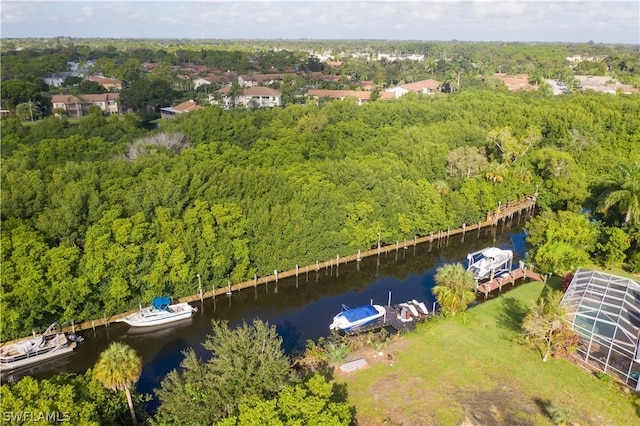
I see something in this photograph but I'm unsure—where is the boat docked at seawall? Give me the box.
[116,297,196,327]
[329,304,387,333]
[329,299,430,335]
[467,247,513,281]
[0,323,78,373]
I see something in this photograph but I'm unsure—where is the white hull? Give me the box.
[329,304,386,332]
[117,302,195,327]
[467,247,513,281]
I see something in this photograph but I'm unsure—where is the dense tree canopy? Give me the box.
[154,320,292,425]
[0,370,131,425]
[2,89,640,339]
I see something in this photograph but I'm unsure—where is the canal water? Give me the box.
[14,223,527,407]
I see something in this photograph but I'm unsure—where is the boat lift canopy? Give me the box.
[467,247,513,281]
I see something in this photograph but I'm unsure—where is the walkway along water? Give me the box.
[0,194,538,346]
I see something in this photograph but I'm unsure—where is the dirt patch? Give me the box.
[458,387,538,426]
[337,335,411,371]
[334,337,545,425]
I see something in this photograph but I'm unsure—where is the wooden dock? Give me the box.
[1,195,537,345]
[475,267,546,298]
[178,194,538,305]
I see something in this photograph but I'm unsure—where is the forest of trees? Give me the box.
[1,40,640,425]
[2,87,639,340]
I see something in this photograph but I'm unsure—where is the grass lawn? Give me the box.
[334,280,639,425]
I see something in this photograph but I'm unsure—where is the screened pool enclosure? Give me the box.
[561,269,640,390]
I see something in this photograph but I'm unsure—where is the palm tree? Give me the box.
[432,263,477,316]
[599,162,640,226]
[94,342,142,425]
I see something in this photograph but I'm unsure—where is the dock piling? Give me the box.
[43,194,538,338]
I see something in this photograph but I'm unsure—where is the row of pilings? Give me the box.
[2,195,537,344]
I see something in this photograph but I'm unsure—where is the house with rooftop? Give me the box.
[215,86,282,109]
[160,100,204,119]
[193,76,224,90]
[88,75,123,91]
[384,79,442,98]
[51,93,121,117]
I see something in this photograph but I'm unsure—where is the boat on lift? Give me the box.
[467,247,513,281]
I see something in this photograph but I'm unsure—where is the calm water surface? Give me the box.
[14,224,528,406]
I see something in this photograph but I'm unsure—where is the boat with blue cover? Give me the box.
[117,297,196,327]
[329,304,387,332]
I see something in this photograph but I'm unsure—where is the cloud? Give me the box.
[1,1,638,43]
[72,6,94,24]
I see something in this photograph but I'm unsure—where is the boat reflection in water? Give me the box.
[124,317,194,339]
[0,349,76,384]
[0,322,80,377]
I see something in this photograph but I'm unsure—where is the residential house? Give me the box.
[51,93,121,117]
[160,100,204,119]
[88,75,123,91]
[215,86,282,109]
[194,76,215,90]
[384,79,442,98]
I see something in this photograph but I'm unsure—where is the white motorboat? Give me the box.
[329,304,387,332]
[0,323,77,372]
[467,247,513,281]
[117,297,196,327]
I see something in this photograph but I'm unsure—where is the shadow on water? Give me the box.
[21,224,527,407]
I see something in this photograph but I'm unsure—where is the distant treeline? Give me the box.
[1,90,639,339]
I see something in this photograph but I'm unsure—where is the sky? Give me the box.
[1,1,639,44]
